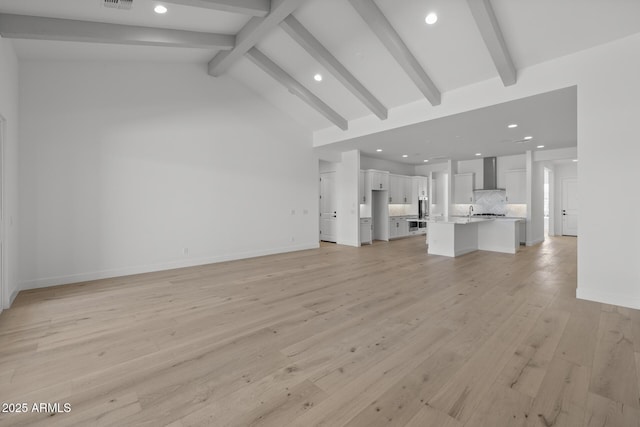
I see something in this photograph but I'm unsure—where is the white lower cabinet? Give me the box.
[389,218,398,239]
[388,217,413,239]
[360,218,372,245]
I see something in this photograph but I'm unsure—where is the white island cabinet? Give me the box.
[427,217,523,257]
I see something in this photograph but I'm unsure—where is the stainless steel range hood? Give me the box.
[478,157,505,191]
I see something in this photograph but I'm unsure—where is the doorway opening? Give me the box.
[371,190,389,241]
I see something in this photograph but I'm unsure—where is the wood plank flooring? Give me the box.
[1,236,639,426]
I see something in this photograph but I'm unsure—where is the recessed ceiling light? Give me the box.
[524,136,533,140]
[402,154,408,158]
[537,145,545,148]
[313,73,323,82]
[376,149,382,152]
[475,153,482,156]
[508,123,518,128]
[154,5,167,14]
[425,12,438,25]
[572,159,578,162]
[423,159,429,162]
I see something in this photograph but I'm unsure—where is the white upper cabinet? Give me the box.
[415,176,428,199]
[389,174,402,203]
[454,173,475,204]
[505,169,526,204]
[389,174,413,204]
[367,169,389,191]
[402,176,413,204]
[359,170,365,204]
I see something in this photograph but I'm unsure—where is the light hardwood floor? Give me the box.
[1,236,639,426]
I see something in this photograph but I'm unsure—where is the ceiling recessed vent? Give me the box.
[103,0,133,10]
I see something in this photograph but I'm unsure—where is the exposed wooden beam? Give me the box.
[348,0,441,106]
[466,0,517,86]
[280,15,388,120]
[246,48,348,130]
[208,0,307,77]
[161,0,270,17]
[0,13,234,49]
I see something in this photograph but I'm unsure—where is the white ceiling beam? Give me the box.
[0,13,234,49]
[280,15,388,120]
[207,0,307,77]
[348,0,441,106]
[466,0,517,86]
[161,0,270,17]
[246,47,348,130]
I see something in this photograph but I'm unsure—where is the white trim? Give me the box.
[20,242,319,291]
[577,287,640,311]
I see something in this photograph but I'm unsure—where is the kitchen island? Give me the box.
[425,216,524,257]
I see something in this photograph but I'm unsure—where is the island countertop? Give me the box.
[411,216,524,224]
[425,216,493,224]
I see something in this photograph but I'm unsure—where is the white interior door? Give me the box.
[320,172,337,242]
[562,178,578,236]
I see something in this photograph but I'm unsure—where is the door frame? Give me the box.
[544,166,555,236]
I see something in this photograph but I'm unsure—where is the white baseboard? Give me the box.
[526,237,544,246]
[9,288,18,305]
[454,247,476,257]
[577,287,640,310]
[20,242,320,291]
[337,239,360,247]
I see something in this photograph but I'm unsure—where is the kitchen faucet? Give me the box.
[468,205,474,219]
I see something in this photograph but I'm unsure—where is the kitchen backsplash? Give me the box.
[451,189,526,217]
[389,204,418,216]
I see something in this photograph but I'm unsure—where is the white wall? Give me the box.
[319,160,337,173]
[19,60,318,289]
[360,156,414,175]
[0,37,19,308]
[414,162,448,176]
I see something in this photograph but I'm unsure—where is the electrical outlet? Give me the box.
[183,247,189,255]
[291,209,296,215]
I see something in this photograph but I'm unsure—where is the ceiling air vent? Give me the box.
[103,0,133,10]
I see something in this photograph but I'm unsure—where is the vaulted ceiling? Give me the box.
[2,0,640,161]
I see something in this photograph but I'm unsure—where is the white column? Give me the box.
[336,150,360,247]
